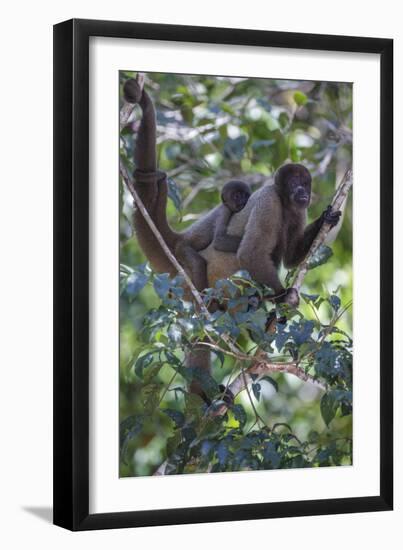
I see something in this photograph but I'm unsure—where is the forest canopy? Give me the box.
[119,72,353,477]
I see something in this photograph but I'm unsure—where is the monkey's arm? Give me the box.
[213,206,243,253]
[284,206,342,268]
[237,199,285,295]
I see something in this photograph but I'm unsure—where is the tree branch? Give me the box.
[120,102,135,131]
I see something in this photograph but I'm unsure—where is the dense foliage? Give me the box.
[119,72,353,477]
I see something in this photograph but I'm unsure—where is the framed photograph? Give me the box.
[53,19,393,531]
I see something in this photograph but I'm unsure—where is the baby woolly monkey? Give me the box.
[214,180,251,252]
[175,180,251,291]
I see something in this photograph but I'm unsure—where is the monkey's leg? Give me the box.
[238,250,299,308]
[238,246,284,295]
[212,207,243,253]
[175,242,209,292]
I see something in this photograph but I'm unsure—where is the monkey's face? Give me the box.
[222,181,251,212]
[230,189,251,212]
[275,164,312,209]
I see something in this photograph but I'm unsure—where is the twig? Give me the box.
[240,365,268,428]
[120,102,135,130]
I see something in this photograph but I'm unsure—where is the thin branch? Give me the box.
[240,365,268,428]
[120,102,135,130]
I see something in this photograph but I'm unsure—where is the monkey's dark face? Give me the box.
[222,181,251,212]
[275,164,312,209]
[229,189,251,212]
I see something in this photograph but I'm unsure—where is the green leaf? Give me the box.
[153,273,171,299]
[143,363,163,383]
[278,112,290,128]
[264,441,281,468]
[290,143,302,162]
[320,392,339,427]
[301,292,320,303]
[329,294,341,312]
[185,393,205,421]
[294,91,308,106]
[134,351,156,379]
[275,325,289,351]
[200,439,215,458]
[306,245,333,270]
[164,350,183,368]
[168,324,182,344]
[289,320,314,346]
[216,440,230,466]
[223,135,247,160]
[120,415,145,461]
[163,408,185,428]
[252,382,261,401]
[198,417,225,440]
[232,404,247,428]
[211,348,225,368]
[141,383,162,414]
[167,177,182,212]
[125,271,149,297]
[215,278,239,298]
[166,431,182,456]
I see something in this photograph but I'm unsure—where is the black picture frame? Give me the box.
[53,18,393,531]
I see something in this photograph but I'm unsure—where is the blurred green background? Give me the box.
[119,72,352,477]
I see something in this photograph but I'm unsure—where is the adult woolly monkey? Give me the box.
[122,77,341,393]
